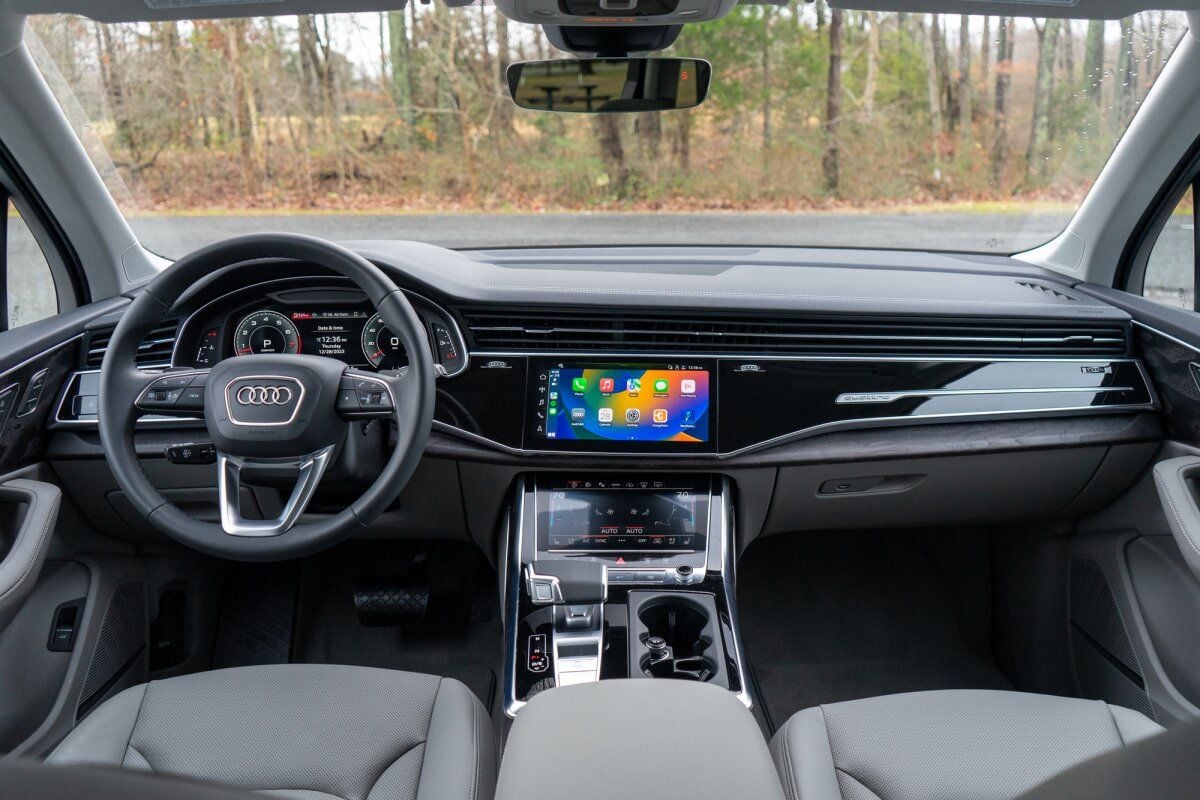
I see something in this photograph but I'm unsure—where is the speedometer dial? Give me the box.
[232,310,301,356]
[361,313,408,370]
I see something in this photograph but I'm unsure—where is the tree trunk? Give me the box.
[1116,16,1136,125]
[991,16,1013,186]
[1026,18,1060,181]
[958,14,972,146]
[388,11,412,122]
[595,115,630,196]
[444,12,479,201]
[931,15,956,131]
[864,11,879,118]
[923,18,943,179]
[761,6,773,155]
[979,16,991,111]
[675,112,691,171]
[823,8,844,194]
[1083,20,1105,105]
[1061,19,1075,78]
[495,12,513,133]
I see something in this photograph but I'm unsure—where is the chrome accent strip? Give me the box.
[1132,319,1200,355]
[222,375,305,427]
[55,367,205,427]
[504,477,529,718]
[835,386,1135,405]
[218,445,335,536]
[715,479,752,709]
[473,350,1137,363]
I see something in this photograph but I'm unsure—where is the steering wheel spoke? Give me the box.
[134,369,210,417]
[217,445,335,536]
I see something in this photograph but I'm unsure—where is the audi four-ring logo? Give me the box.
[235,385,294,406]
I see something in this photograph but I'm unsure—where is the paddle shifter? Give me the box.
[525,560,607,687]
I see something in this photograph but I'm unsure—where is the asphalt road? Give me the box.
[127,210,1075,255]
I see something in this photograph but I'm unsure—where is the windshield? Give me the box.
[26,9,1189,257]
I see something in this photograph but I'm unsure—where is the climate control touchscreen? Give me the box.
[536,477,710,554]
[528,361,714,452]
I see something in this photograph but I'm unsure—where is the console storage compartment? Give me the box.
[495,680,784,800]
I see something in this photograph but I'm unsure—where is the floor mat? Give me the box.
[291,540,502,712]
[211,562,298,668]
[738,530,1012,731]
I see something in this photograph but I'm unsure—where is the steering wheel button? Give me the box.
[176,387,206,410]
[151,375,194,389]
[337,389,361,410]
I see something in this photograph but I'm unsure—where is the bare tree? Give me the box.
[991,16,1013,186]
[1083,20,1105,105]
[957,14,972,146]
[1026,18,1061,181]
[864,11,879,118]
[823,8,844,194]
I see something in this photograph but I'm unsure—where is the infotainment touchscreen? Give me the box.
[528,361,714,452]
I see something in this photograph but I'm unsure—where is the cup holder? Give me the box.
[636,599,719,683]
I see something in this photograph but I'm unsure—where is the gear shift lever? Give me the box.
[525,561,607,687]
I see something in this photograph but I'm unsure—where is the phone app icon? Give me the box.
[680,379,697,394]
[653,409,669,423]
[571,377,587,393]
[653,379,669,393]
[598,408,613,423]
[626,378,642,392]
[625,409,641,423]
[599,378,615,393]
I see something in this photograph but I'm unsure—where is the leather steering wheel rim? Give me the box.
[98,233,436,562]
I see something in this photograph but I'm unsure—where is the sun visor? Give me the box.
[829,0,1199,20]
[2,0,473,23]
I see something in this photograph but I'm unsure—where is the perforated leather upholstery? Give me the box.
[770,689,1163,800]
[48,664,496,800]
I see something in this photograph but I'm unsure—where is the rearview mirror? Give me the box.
[506,58,710,114]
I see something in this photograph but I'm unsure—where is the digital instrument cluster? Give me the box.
[189,296,465,375]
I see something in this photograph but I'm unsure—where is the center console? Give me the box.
[502,473,750,716]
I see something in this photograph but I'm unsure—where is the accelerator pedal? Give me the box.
[352,578,430,627]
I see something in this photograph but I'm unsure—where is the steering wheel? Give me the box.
[98,234,436,562]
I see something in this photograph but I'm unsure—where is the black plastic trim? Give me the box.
[1115,132,1200,295]
[0,137,90,311]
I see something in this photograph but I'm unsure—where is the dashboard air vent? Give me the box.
[85,319,180,369]
[459,309,1130,357]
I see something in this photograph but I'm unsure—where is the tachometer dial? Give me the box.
[361,313,408,370]
[232,310,301,356]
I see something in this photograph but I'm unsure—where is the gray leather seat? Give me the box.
[48,663,496,800]
[770,689,1164,800]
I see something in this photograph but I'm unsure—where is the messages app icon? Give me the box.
[653,379,669,393]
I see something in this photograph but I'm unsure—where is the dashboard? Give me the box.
[50,246,1161,460]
